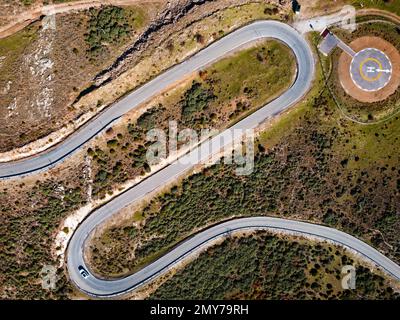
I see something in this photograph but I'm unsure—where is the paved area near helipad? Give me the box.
[350,48,392,92]
[338,36,400,103]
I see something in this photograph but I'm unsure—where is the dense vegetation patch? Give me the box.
[181,81,216,122]
[86,6,130,54]
[0,176,87,299]
[85,6,144,56]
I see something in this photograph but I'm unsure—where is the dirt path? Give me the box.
[0,0,163,39]
[357,8,400,24]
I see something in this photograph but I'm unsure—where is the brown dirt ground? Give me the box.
[338,36,400,103]
[0,3,163,153]
[296,0,348,18]
[0,0,163,39]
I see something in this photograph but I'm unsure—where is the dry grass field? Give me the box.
[0,3,155,152]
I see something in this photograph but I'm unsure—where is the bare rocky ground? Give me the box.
[0,1,163,152]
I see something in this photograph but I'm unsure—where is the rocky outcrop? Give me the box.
[93,0,212,86]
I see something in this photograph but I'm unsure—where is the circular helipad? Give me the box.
[338,36,400,103]
[350,48,392,92]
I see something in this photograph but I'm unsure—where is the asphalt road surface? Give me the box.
[69,217,400,297]
[0,20,310,179]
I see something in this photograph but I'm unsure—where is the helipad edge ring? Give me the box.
[350,48,392,92]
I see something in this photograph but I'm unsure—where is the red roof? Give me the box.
[320,28,330,38]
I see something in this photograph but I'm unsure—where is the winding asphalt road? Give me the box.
[63,20,316,296]
[1,20,308,179]
[63,21,400,296]
[63,20,399,297]
[69,217,400,297]
[4,20,399,297]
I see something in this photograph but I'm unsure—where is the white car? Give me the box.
[78,265,90,279]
